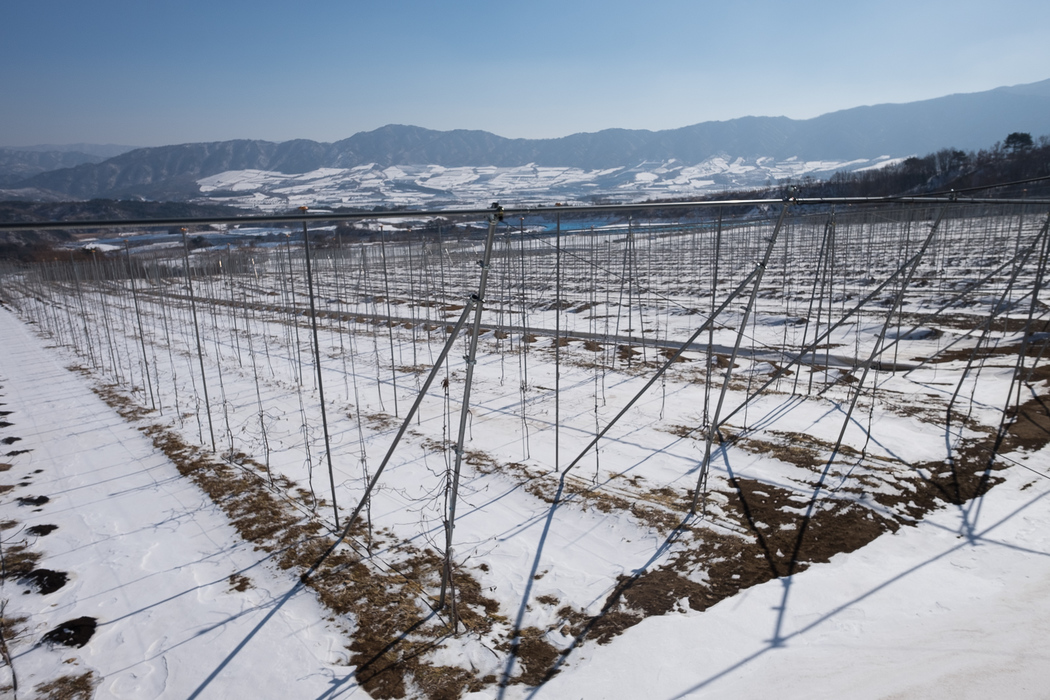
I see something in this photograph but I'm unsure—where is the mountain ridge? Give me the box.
[7,78,1050,202]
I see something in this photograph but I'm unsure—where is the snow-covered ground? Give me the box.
[2,202,1048,698]
[521,459,1050,700]
[4,305,1049,699]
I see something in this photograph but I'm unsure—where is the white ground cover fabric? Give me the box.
[0,308,361,698]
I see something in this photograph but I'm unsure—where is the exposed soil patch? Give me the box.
[1002,395,1050,452]
[1,611,29,649]
[6,450,32,457]
[1,437,21,445]
[558,477,896,654]
[365,412,399,431]
[658,348,690,363]
[501,627,561,686]
[935,315,1050,335]
[329,550,450,698]
[661,424,697,439]
[16,495,49,507]
[41,617,97,649]
[720,477,892,573]
[22,568,68,595]
[621,568,705,617]
[228,573,252,592]
[877,447,1003,518]
[736,435,823,469]
[32,671,97,700]
[521,470,683,535]
[1,543,42,579]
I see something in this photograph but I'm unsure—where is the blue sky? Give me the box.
[3,0,1049,147]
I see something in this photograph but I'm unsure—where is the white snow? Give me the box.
[193,154,898,211]
[513,463,1050,700]
[0,310,359,698]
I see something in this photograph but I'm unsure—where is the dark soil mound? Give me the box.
[42,617,97,648]
[23,569,69,595]
[27,523,58,536]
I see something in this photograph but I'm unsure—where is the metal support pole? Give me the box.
[690,204,791,514]
[555,218,561,473]
[124,242,157,411]
[305,205,504,603]
[301,212,341,528]
[439,204,503,611]
[69,253,98,369]
[182,229,217,452]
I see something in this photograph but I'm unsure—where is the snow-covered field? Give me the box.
[1,201,1048,698]
[195,155,903,211]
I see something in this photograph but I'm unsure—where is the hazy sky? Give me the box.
[3,0,1049,147]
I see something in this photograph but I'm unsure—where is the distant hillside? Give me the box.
[656,137,1050,205]
[8,79,1050,202]
[0,144,139,187]
[0,149,107,187]
[0,199,247,246]
[4,143,138,158]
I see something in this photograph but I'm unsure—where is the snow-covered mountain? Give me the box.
[7,78,1050,206]
[198,155,903,211]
